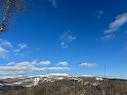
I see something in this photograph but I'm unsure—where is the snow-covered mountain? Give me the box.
[1,74,127,95]
[0,73,104,88]
[1,73,127,89]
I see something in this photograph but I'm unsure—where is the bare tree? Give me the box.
[0,0,25,33]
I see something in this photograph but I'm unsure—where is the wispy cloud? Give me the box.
[104,13,127,34]
[0,39,12,58]
[60,31,77,48]
[79,62,97,68]
[48,0,57,8]
[37,60,51,66]
[57,61,69,66]
[0,39,13,48]
[43,67,70,71]
[7,62,16,66]
[0,47,8,58]
[14,43,28,52]
[101,34,115,41]
[0,39,39,59]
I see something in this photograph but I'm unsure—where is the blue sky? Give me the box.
[0,0,127,78]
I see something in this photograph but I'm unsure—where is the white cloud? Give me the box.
[0,61,42,76]
[31,60,38,65]
[101,34,115,41]
[38,60,51,66]
[60,31,77,48]
[48,0,57,8]
[0,47,8,58]
[80,62,97,68]
[0,39,13,48]
[58,61,68,66]
[14,43,28,52]
[60,42,68,48]
[0,62,41,72]
[44,67,70,71]
[0,39,39,59]
[104,13,127,34]
[0,60,70,77]
[7,62,16,65]
[0,71,27,76]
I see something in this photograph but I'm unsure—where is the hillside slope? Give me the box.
[0,74,127,95]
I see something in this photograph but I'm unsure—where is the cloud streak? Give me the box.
[101,34,115,41]
[80,62,97,68]
[0,39,13,48]
[0,39,37,58]
[14,43,28,52]
[57,61,69,66]
[60,31,77,48]
[43,67,70,71]
[0,47,8,58]
[104,13,127,34]
[37,60,51,66]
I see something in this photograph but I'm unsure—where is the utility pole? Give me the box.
[74,80,77,95]
[104,63,106,78]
